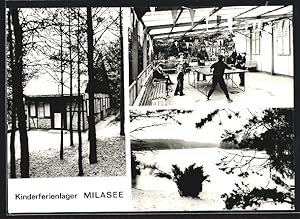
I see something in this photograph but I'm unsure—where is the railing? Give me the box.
[129,80,137,106]
[129,63,153,106]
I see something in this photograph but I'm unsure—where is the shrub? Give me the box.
[155,163,209,198]
[131,154,141,187]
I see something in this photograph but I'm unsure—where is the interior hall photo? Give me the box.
[127,5,293,108]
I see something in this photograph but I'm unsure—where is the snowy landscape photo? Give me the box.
[130,108,295,211]
[6,7,126,178]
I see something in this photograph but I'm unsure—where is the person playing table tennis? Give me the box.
[207,55,233,103]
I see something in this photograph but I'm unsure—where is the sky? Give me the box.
[10,7,120,88]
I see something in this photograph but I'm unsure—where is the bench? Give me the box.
[139,78,168,106]
[134,69,168,106]
[245,61,257,71]
[151,80,167,106]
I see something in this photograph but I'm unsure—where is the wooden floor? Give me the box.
[166,71,293,108]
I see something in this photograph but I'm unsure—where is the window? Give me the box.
[96,99,100,113]
[251,31,260,55]
[102,98,106,110]
[30,104,36,117]
[38,103,45,117]
[106,98,110,109]
[35,102,51,118]
[94,99,97,113]
[44,103,50,117]
[86,100,89,116]
[93,98,102,114]
[277,19,291,56]
[107,98,110,109]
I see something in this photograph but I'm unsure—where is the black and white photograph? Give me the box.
[6,7,126,178]
[3,2,298,215]
[130,107,295,211]
[128,6,293,107]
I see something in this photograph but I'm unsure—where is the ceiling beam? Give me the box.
[255,5,288,17]
[153,18,285,40]
[235,12,292,21]
[168,8,184,38]
[182,7,222,37]
[233,6,260,19]
[147,18,225,31]
[153,23,244,38]
[149,12,292,36]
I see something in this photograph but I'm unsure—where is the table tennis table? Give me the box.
[189,66,246,97]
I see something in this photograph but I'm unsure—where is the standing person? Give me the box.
[231,49,237,64]
[197,46,209,65]
[191,37,200,56]
[197,46,209,81]
[170,40,180,57]
[186,41,191,58]
[174,64,185,96]
[207,55,233,103]
[180,39,188,58]
[235,52,246,86]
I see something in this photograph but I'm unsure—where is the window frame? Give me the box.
[251,31,261,55]
[30,103,37,118]
[276,19,291,56]
[37,102,45,118]
[44,103,51,118]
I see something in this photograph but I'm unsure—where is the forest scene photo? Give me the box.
[6,7,126,178]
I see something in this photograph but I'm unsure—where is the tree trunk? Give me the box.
[8,10,16,178]
[77,8,83,176]
[69,9,74,147]
[87,6,97,164]
[78,96,84,176]
[60,11,64,160]
[11,8,30,178]
[119,7,125,136]
[9,104,17,178]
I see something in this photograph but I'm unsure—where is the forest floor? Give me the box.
[8,114,126,178]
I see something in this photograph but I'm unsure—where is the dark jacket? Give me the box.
[197,50,209,60]
[170,43,179,56]
[177,71,184,81]
[210,61,231,76]
[231,51,237,63]
[235,54,246,69]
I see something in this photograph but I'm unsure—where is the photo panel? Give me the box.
[130,107,295,211]
[6,6,131,213]
[127,5,294,108]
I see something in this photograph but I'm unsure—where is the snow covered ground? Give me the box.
[129,108,294,211]
[132,147,294,211]
[7,114,120,163]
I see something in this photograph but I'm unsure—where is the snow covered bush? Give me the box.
[155,163,209,198]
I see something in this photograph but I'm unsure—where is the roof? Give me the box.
[135,5,293,40]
